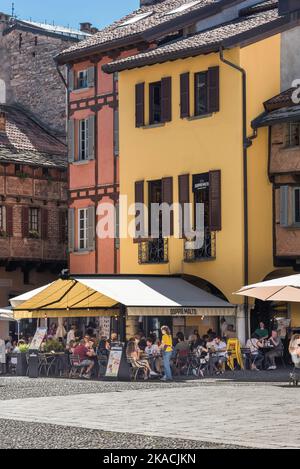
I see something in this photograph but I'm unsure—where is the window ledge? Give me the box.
[184,257,216,263]
[71,87,94,94]
[139,261,169,265]
[71,160,92,166]
[186,113,213,121]
[281,145,300,152]
[72,250,94,255]
[141,123,166,130]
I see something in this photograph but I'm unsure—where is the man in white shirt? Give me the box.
[212,336,227,373]
[66,325,76,345]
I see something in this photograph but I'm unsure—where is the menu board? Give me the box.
[30,327,47,351]
[99,317,111,339]
[105,347,123,378]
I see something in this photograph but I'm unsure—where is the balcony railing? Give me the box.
[138,238,168,264]
[184,229,216,262]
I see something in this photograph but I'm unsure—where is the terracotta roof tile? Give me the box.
[56,0,233,61]
[103,8,282,72]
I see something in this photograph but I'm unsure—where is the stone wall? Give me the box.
[0,27,76,137]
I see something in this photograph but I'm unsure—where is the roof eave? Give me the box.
[55,0,244,65]
[103,14,292,74]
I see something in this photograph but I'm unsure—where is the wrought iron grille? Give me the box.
[184,229,216,262]
[138,238,168,264]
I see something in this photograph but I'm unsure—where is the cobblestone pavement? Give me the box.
[0,373,297,449]
[0,418,241,449]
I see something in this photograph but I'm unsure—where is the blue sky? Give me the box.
[0,0,140,30]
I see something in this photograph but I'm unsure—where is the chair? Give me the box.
[241,347,252,370]
[69,355,85,379]
[175,350,189,375]
[127,358,146,381]
[275,351,286,369]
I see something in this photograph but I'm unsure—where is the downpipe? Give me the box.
[219,47,253,340]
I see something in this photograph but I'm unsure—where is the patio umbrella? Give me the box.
[0,307,16,321]
[235,274,300,302]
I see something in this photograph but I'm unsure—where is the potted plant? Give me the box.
[16,344,30,376]
[29,230,40,239]
[43,339,64,353]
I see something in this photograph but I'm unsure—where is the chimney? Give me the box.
[279,0,300,15]
[80,22,98,34]
[140,0,164,6]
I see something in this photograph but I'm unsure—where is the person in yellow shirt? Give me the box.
[160,326,173,382]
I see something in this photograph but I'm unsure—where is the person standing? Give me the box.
[160,326,173,382]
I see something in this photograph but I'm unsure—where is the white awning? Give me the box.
[75,276,235,316]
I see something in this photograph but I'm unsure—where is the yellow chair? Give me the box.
[226,339,244,371]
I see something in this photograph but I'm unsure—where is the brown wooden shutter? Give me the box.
[161,77,172,122]
[162,177,174,236]
[209,170,221,231]
[6,206,13,237]
[87,115,95,160]
[135,83,145,128]
[21,206,29,238]
[41,208,48,240]
[178,174,190,238]
[180,73,190,118]
[135,181,145,238]
[207,66,220,113]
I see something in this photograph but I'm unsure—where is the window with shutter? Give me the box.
[22,206,29,239]
[135,180,145,238]
[135,83,145,128]
[68,208,75,252]
[209,170,221,231]
[207,66,220,113]
[178,174,190,238]
[68,119,75,163]
[88,115,95,160]
[76,69,88,89]
[162,177,174,236]
[87,66,95,88]
[180,73,190,118]
[161,77,172,123]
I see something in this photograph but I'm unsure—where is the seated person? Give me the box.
[211,336,227,373]
[254,322,269,340]
[175,332,190,353]
[265,330,284,370]
[289,334,300,367]
[73,340,95,379]
[97,337,110,358]
[246,333,264,370]
[127,338,158,379]
[145,337,162,373]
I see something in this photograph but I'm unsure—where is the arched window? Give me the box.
[0,79,6,104]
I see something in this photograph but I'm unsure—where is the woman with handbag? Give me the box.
[160,326,173,382]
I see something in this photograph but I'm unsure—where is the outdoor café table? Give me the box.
[43,352,69,377]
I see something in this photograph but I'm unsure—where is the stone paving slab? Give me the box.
[0,381,298,449]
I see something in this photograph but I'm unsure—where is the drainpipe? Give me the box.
[219,47,250,340]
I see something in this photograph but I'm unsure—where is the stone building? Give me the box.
[0,12,93,338]
[0,12,91,138]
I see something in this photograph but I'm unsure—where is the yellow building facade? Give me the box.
[115,34,290,338]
